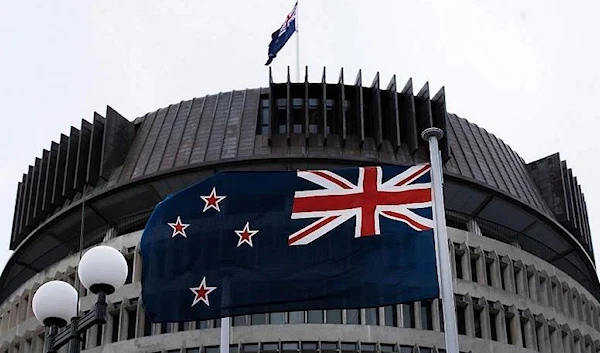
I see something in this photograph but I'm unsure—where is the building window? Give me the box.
[126,307,137,339]
[361,343,376,352]
[340,342,356,352]
[205,347,219,353]
[282,342,299,352]
[307,310,324,323]
[262,343,279,352]
[345,309,360,324]
[301,342,318,353]
[384,305,398,326]
[456,305,466,335]
[257,99,270,135]
[420,301,433,330]
[289,311,304,324]
[125,255,134,284]
[365,308,378,325]
[399,346,413,353]
[326,309,342,324]
[321,342,337,353]
[402,303,415,328]
[251,313,267,325]
[269,312,285,324]
[233,315,248,326]
[160,322,169,334]
[242,343,259,353]
[455,251,464,279]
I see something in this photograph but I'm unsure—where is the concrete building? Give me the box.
[0,68,597,353]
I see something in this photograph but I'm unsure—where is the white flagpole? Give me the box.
[295,1,300,82]
[220,317,230,353]
[422,127,460,353]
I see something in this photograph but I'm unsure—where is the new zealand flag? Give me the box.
[265,2,297,65]
[140,165,439,322]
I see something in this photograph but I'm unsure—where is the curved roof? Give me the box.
[3,69,596,303]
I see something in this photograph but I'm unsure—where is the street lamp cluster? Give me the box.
[31,245,129,353]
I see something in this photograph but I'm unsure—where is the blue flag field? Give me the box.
[141,165,439,322]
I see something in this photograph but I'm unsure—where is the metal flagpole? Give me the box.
[422,127,460,353]
[295,1,300,82]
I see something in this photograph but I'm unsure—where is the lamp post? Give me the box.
[32,245,129,353]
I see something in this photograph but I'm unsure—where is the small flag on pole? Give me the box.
[140,166,439,322]
[265,2,298,65]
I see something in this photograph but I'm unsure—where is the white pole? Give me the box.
[220,317,230,353]
[295,1,300,82]
[422,127,460,353]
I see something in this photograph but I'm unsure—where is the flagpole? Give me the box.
[422,127,460,353]
[220,317,230,353]
[295,1,300,82]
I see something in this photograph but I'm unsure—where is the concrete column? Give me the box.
[460,245,472,282]
[562,327,574,353]
[449,242,457,279]
[414,302,422,330]
[18,292,29,324]
[489,251,502,289]
[549,320,564,353]
[551,278,564,313]
[535,319,548,353]
[474,247,486,285]
[493,302,507,344]
[136,301,145,338]
[527,266,539,302]
[538,271,550,306]
[563,285,574,317]
[477,298,491,340]
[119,301,128,341]
[464,295,475,338]
[432,299,441,332]
[573,290,583,321]
[507,306,523,347]
[522,310,537,351]
[513,260,527,296]
[500,255,516,293]
[573,330,584,353]
[466,218,482,236]
[133,246,143,283]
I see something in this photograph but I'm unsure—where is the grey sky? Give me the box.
[1,0,599,273]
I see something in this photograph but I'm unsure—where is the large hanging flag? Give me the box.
[265,2,297,65]
[140,165,439,322]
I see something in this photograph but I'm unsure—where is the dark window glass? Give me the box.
[205,347,219,353]
[402,303,415,328]
[380,344,395,352]
[160,322,169,334]
[257,99,270,135]
[455,252,463,279]
[167,350,179,353]
[420,301,433,330]
[326,309,342,324]
[344,99,357,136]
[213,318,221,328]
[490,311,498,341]
[486,261,493,286]
[474,309,482,338]
[419,348,432,353]
[277,98,287,134]
[251,313,267,325]
[125,256,134,284]
[457,306,466,335]
[111,312,120,342]
[230,345,239,353]
[233,315,248,326]
[361,343,376,352]
[520,319,527,348]
[196,320,210,329]
[321,342,337,352]
[346,309,360,324]
[439,300,444,332]
[384,305,397,326]
[262,343,279,351]
[341,342,356,352]
[302,342,318,351]
[505,316,513,344]
[470,257,477,282]
[282,342,299,351]
[365,308,378,325]
[307,310,324,323]
[127,308,137,339]
[399,346,413,353]
[242,343,259,352]
[289,311,304,324]
[270,312,285,324]
[177,321,185,332]
[292,98,303,133]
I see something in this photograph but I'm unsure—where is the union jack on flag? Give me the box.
[289,165,434,245]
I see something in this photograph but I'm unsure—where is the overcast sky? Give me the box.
[1,0,599,275]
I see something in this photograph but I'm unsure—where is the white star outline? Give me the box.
[200,187,227,212]
[189,277,217,307]
[235,222,260,247]
[167,216,190,238]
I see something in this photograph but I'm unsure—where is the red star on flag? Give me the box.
[167,216,190,238]
[200,187,226,212]
[189,277,217,307]
[235,222,259,247]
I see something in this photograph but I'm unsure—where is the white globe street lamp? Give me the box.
[31,245,129,353]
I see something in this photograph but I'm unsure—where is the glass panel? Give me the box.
[167,350,180,353]
[307,310,323,323]
[341,342,356,352]
[186,349,200,353]
[399,346,413,353]
[302,342,318,351]
[125,256,134,284]
[365,308,378,325]
[205,347,219,353]
[420,301,433,330]
[289,311,304,324]
[230,345,239,353]
[326,309,342,324]
[262,343,279,351]
[321,342,337,352]
[251,313,267,325]
[361,343,376,352]
[384,305,397,326]
[270,312,285,324]
[282,342,299,351]
[111,312,120,342]
[402,303,415,328]
[242,343,259,352]
[419,348,432,353]
[380,344,395,352]
[345,309,360,324]
[127,309,137,339]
